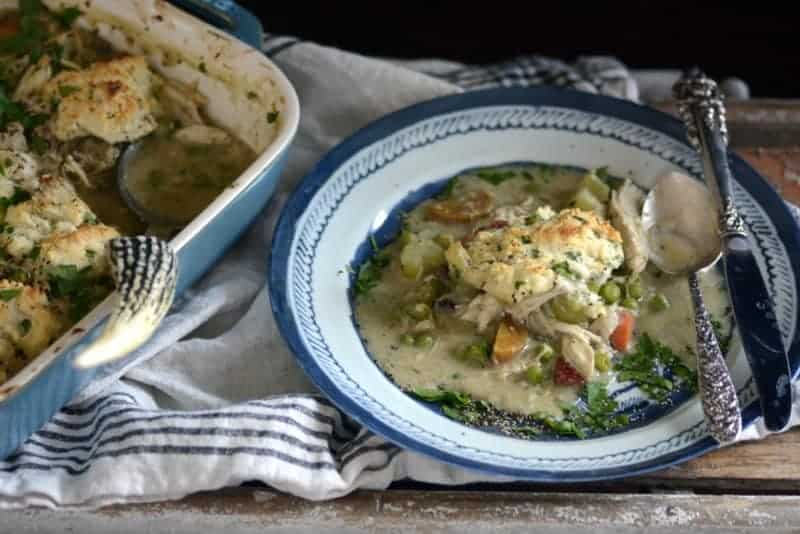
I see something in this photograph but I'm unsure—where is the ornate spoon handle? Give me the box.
[689,272,741,444]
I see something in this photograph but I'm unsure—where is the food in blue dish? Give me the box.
[353,163,733,439]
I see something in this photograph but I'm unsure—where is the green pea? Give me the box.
[533,342,555,362]
[551,294,588,324]
[414,334,435,349]
[526,366,545,385]
[456,340,490,367]
[595,351,611,373]
[400,333,416,346]
[648,293,670,312]
[406,302,432,320]
[599,282,622,304]
[626,277,643,299]
[621,297,638,310]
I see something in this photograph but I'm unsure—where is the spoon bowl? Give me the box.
[641,171,722,275]
[116,141,188,229]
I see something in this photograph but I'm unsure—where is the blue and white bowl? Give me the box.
[270,88,800,481]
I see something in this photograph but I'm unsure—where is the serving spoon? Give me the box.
[116,141,187,228]
[642,171,742,445]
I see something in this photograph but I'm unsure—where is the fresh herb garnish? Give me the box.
[47,264,111,321]
[58,84,80,97]
[0,187,31,209]
[438,177,458,199]
[266,104,280,124]
[0,83,49,132]
[53,6,82,27]
[413,382,628,439]
[0,287,21,301]
[476,169,515,185]
[412,387,490,424]
[19,318,31,335]
[614,333,697,401]
[353,236,391,297]
[594,166,609,179]
[551,261,579,280]
[26,245,39,260]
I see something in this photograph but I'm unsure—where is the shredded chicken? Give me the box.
[457,292,504,332]
[609,181,649,274]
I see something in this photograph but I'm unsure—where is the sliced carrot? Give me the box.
[492,318,528,364]
[610,310,635,352]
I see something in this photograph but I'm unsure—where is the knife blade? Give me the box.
[674,68,793,433]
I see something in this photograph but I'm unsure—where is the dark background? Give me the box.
[235,3,798,99]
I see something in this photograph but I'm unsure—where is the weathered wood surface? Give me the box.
[7,489,800,533]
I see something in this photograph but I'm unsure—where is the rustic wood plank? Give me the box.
[11,489,800,533]
[737,146,800,205]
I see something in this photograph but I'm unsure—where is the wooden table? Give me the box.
[12,100,800,533]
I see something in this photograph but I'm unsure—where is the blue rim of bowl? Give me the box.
[269,86,800,481]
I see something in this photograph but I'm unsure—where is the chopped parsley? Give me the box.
[594,166,610,179]
[53,6,82,27]
[58,84,80,98]
[26,245,40,260]
[198,61,207,73]
[47,264,112,322]
[352,236,391,297]
[412,382,628,439]
[0,287,21,301]
[438,177,458,199]
[475,169,516,185]
[521,235,532,245]
[614,333,697,402]
[266,104,280,124]
[0,187,31,209]
[552,261,579,280]
[19,318,31,336]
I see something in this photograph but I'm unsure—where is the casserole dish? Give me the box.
[0,0,300,459]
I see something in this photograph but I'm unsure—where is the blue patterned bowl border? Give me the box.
[270,87,800,481]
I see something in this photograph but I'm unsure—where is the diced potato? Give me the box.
[425,190,493,223]
[571,188,607,217]
[492,318,528,364]
[400,237,446,279]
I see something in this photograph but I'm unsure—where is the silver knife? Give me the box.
[673,68,793,433]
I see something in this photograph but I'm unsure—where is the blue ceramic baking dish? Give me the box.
[0,0,300,459]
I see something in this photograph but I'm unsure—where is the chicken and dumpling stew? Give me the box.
[0,1,255,385]
[353,164,733,439]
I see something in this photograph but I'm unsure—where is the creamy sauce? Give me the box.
[125,130,254,224]
[353,165,733,418]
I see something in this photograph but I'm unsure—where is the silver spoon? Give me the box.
[642,171,742,445]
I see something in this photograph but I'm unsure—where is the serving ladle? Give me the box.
[116,141,187,229]
[642,171,742,445]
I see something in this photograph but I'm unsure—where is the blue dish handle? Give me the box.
[168,0,263,50]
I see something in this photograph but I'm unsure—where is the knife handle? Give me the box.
[689,273,742,444]
[723,237,793,432]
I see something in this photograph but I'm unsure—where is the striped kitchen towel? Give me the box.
[0,37,759,508]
